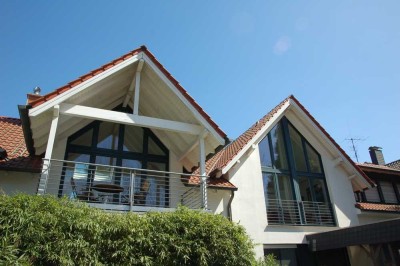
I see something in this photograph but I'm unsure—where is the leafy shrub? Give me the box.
[0,194,256,265]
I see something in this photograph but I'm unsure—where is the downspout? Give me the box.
[227,189,235,221]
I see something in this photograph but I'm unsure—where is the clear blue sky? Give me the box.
[1,1,399,163]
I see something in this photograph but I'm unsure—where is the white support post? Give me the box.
[37,105,60,195]
[133,59,144,115]
[130,172,135,212]
[199,130,207,209]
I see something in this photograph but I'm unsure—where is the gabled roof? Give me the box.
[190,95,374,190]
[27,45,226,139]
[0,117,42,172]
[357,162,400,175]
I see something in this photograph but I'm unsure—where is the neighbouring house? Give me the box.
[0,46,399,265]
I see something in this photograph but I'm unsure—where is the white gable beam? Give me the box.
[123,58,144,108]
[222,101,291,174]
[59,103,203,135]
[29,53,141,117]
[142,53,225,145]
[133,59,144,114]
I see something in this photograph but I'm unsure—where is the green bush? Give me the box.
[0,194,256,265]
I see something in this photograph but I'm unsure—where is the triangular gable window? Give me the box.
[258,116,335,226]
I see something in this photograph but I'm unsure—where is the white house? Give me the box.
[1,46,399,266]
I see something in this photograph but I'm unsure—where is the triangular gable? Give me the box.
[194,95,374,191]
[27,46,226,142]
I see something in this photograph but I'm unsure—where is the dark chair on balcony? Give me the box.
[70,178,98,202]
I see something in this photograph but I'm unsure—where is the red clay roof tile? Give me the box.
[355,202,400,212]
[0,117,42,172]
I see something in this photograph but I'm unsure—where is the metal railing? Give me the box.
[37,159,207,212]
[266,199,335,226]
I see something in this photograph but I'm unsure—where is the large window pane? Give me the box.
[94,156,117,183]
[306,143,322,173]
[270,124,288,170]
[288,125,307,172]
[148,137,167,156]
[299,176,312,202]
[278,174,294,200]
[380,181,398,203]
[259,136,273,168]
[364,187,381,202]
[97,122,119,150]
[70,128,93,147]
[263,173,277,202]
[312,179,329,203]
[123,125,143,152]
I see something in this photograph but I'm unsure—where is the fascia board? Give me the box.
[29,54,142,117]
[288,99,371,188]
[221,101,291,175]
[142,53,225,145]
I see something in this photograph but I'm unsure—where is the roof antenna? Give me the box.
[345,137,365,163]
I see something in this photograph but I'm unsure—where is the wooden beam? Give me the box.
[123,58,144,108]
[199,133,207,209]
[133,59,144,115]
[59,103,203,135]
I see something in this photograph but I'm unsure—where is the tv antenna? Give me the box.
[345,137,365,163]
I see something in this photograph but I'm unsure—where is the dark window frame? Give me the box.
[58,108,170,206]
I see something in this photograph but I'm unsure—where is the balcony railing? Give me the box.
[266,199,335,226]
[37,159,207,212]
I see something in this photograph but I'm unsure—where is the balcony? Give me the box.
[37,159,207,212]
[266,199,336,226]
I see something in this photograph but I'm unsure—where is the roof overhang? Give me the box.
[306,218,400,251]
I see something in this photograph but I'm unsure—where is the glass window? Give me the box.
[288,125,307,172]
[263,173,277,202]
[312,179,329,203]
[278,175,294,201]
[70,128,93,146]
[259,117,333,226]
[264,248,298,266]
[380,181,398,203]
[306,143,322,173]
[364,187,381,202]
[148,137,166,156]
[259,136,273,168]
[270,124,289,170]
[299,176,312,202]
[97,122,119,150]
[123,125,143,152]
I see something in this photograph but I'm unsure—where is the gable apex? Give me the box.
[193,95,374,191]
[26,46,226,140]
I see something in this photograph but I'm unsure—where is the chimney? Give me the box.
[369,146,385,165]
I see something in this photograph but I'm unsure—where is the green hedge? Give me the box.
[0,194,256,265]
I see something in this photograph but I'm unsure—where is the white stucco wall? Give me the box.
[0,170,39,195]
[227,114,362,258]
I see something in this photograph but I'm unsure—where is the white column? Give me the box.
[37,105,60,195]
[133,59,144,115]
[199,131,207,209]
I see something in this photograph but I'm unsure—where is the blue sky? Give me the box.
[1,1,399,163]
